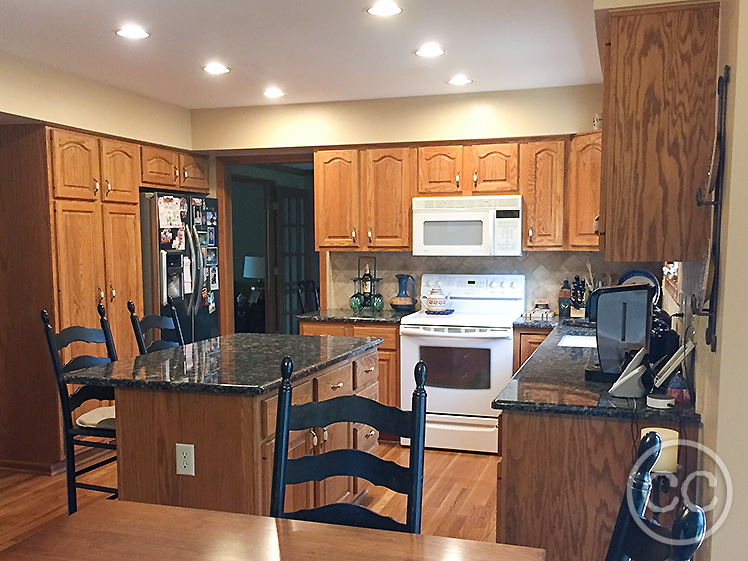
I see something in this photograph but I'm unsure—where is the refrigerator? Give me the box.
[140,192,220,344]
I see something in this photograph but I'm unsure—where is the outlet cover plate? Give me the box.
[176,443,195,476]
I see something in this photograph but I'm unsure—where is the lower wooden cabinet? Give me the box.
[512,326,552,373]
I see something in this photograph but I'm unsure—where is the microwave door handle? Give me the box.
[400,326,512,339]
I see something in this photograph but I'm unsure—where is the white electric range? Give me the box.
[400,274,525,453]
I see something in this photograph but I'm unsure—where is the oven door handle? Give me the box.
[400,325,512,339]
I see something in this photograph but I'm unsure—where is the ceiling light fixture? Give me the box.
[263,87,286,99]
[204,63,230,75]
[116,25,149,39]
[367,1,403,16]
[415,42,444,58]
[448,74,473,86]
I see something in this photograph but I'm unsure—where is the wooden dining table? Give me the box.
[0,501,545,561]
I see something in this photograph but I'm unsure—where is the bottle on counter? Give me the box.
[558,278,572,318]
[361,265,372,295]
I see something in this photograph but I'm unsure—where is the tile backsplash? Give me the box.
[328,252,662,312]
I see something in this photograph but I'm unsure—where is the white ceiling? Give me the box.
[0,0,602,110]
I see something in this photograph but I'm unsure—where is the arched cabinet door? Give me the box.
[519,140,565,250]
[52,129,100,200]
[568,131,601,250]
[417,146,463,195]
[314,150,361,249]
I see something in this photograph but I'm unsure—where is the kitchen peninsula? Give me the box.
[492,323,699,561]
[64,333,382,515]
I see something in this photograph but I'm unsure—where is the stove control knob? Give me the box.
[510,281,516,289]
[499,281,506,288]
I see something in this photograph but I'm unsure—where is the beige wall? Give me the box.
[0,52,191,148]
[190,84,603,151]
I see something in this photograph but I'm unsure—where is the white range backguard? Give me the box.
[400,274,525,453]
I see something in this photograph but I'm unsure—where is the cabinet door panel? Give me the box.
[417,146,463,195]
[179,153,210,192]
[568,132,602,249]
[54,200,106,359]
[261,433,315,515]
[141,146,178,187]
[465,143,519,194]
[363,148,413,249]
[519,141,565,249]
[102,204,143,358]
[314,150,360,248]
[52,130,100,200]
[100,139,140,204]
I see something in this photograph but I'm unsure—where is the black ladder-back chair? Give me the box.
[41,304,118,515]
[271,357,427,533]
[605,432,707,561]
[297,280,320,313]
[127,296,184,355]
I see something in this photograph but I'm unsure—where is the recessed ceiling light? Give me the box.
[448,74,473,86]
[116,25,149,39]
[367,1,403,16]
[264,87,286,99]
[415,42,445,58]
[204,63,230,75]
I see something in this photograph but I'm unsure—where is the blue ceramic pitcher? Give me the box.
[389,274,417,312]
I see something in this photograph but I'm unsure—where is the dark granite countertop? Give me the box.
[493,325,700,423]
[63,333,381,396]
[512,316,559,330]
[298,308,412,324]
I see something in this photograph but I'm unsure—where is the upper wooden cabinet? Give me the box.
[417,143,518,196]
[314,150,361,249]
[100,139,140,204]
[602,4,718,261]
[361,148,414,249]
[568,131,602,250]
[141,146,179,187]
[519,140,565,250]
[179,153,210,191]
[464,143,519,195]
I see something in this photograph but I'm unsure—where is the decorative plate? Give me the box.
[618,269,660,304]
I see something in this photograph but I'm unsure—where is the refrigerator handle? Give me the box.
[192,225,204,315]
[185,227,197,314]
[159,250,168,306]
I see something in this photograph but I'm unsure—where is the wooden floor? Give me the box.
[0,443,497,551]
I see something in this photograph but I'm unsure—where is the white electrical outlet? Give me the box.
[176,443,195,476]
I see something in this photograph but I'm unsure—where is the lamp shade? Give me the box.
[243,256,265,279]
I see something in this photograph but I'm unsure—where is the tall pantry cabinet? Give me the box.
[0,125,143,473]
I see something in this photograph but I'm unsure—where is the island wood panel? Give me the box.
[464,143,519,194]
[498,411,697,561]
[314,150,361,249]
[604,4,718,262]
[567,132,601,249]
[50,129,100,201]
[362,147,414,249]
[100,139,140,204]
[519,141,565,250]
[0,126,63,471]
[417,146,463,195]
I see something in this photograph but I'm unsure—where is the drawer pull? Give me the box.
[330,382,344,390]
[364,429,376,439]
[363,366,375,373]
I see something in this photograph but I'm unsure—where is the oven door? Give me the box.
[399,325,513,417]
[412,209,493,256]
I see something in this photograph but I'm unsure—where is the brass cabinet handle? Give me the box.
[368,228,372,244]
[529,227,534,243]
[331,382,344,390]
[109,283,116,301]
[323,427,329,443]
[105,179,112,196]
[184,168,188,180]
[593,215,600,236]
[351,228,357,243]
[363,366,375,373]
[456,170,460,189]
[364,429,376,439]
[94,179,100,194]
[473,169,478,188]
[174,166,179,181]
[310,429,318,448]
[97,285,105,303]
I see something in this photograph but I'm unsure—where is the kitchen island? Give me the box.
[492,324,699,561]
[65,333,382,515]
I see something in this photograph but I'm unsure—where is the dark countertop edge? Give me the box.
[492,399,701,424]
[64,338,383,396]
[298,309,410,324]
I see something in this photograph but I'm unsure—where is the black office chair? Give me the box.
[297,280,320,313]
[127,297,184,355]
[271,357,427,533]
[604,432,707,561]
[41,304,118,515]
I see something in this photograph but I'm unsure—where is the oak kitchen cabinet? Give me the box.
[568,131,602,250]
[141,145,210,193]
[314,148,413,250]
[512,326,553,373]
[519,140,565,250]
[416,143,519,196]
[601,3,718,262]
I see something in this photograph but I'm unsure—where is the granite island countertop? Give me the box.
[63,333,381,396]
[493,324,700,423]
[298,308,412,324]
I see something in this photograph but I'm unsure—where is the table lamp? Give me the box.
[243,256,265,279]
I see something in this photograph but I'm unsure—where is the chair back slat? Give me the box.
[63,355,111,373]
[289,396,412,436]
[287,503,408,533]
[139,314,176,333]
[55,325,107,349]
[287,449,410,493]
[68,385,115,411]
[147,339,180,353]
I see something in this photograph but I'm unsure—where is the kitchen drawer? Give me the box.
[353,353,378,391]
[262,380,313,438]
[300,322,349,337]
[353,422,379,454]
[315,363,353,402]
[351,325,398,351]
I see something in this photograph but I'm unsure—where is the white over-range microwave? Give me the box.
[412,195,522,256]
